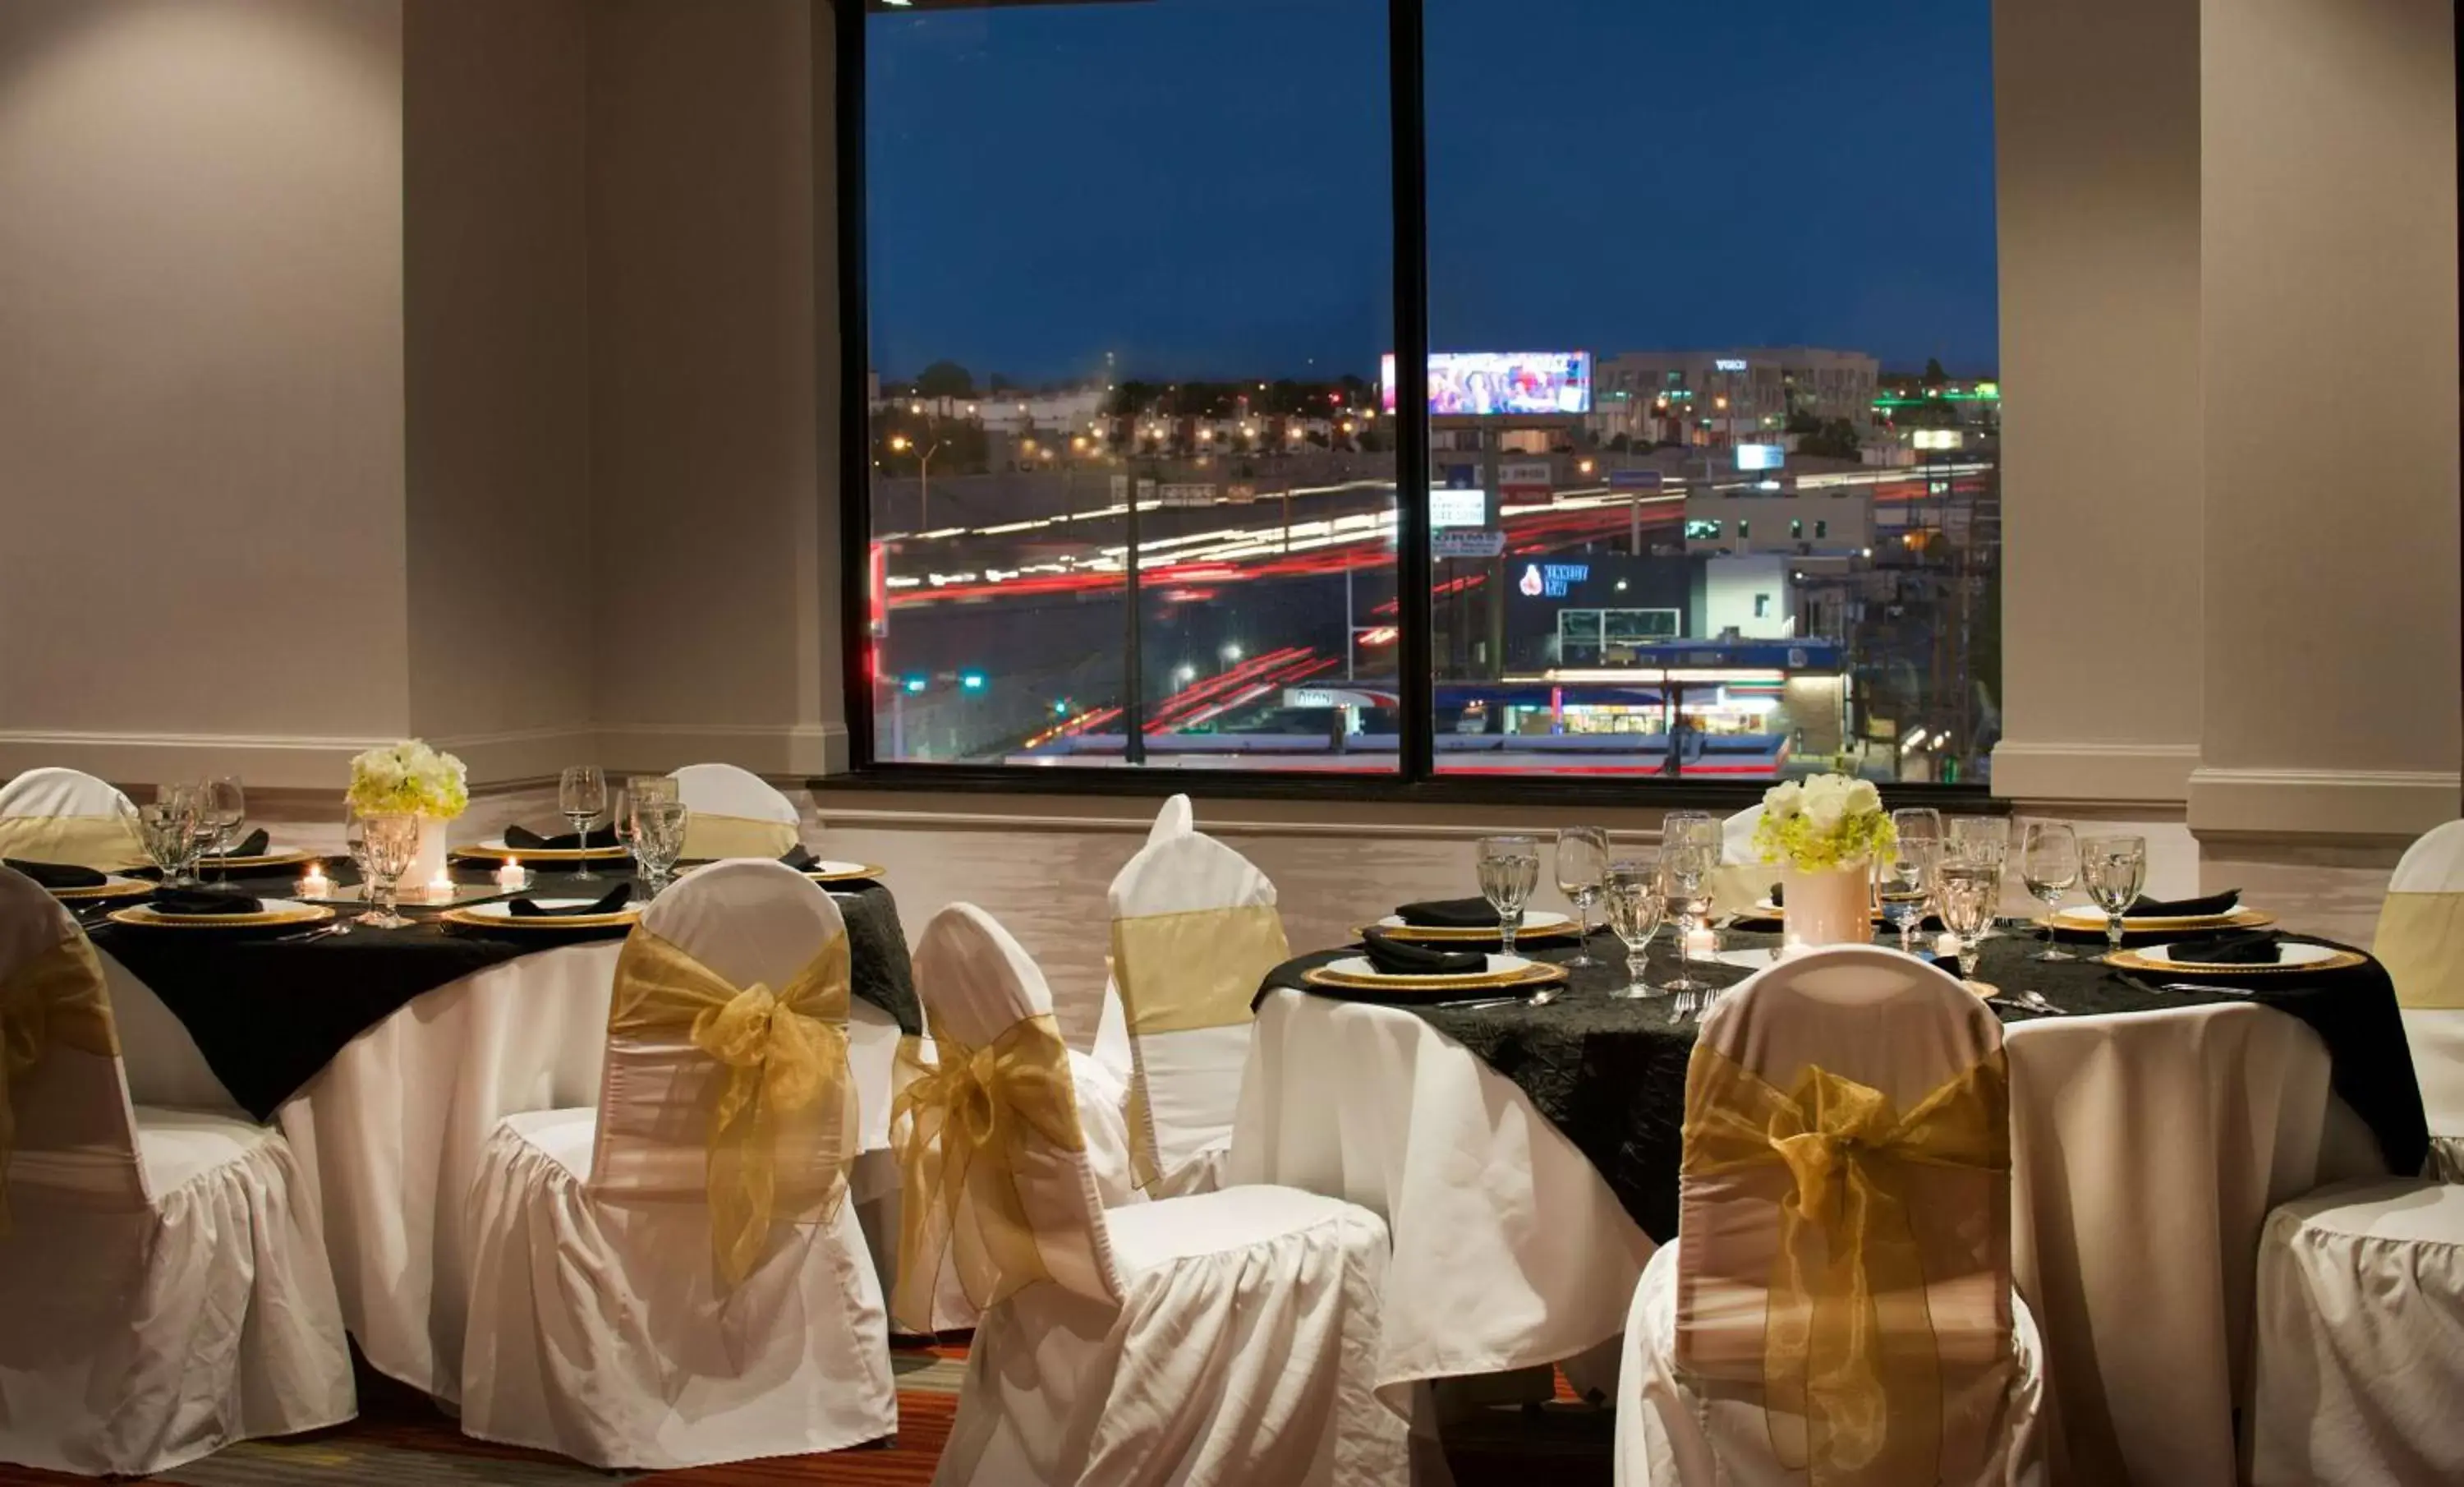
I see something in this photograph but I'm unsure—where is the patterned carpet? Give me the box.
[0,1344,1612,1485]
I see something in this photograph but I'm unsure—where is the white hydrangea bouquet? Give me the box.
[1754,773,1895,946]
[347,739,469,818]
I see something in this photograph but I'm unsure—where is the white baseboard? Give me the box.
[2188,767,2461,840]
[598,721,848,777]
[1989,740,2200,803]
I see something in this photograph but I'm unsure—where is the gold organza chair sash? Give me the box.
[1682,1047,2011,1487]
[606,926,855,1287]
[2375,891,2464,1008]
[678,812,801,863]
[0,814,148,873]
[890,1011,1087,1333]
[1110,901,1288,1187]
[0,931,118,1231]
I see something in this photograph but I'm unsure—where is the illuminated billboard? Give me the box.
[1381,352,1593,417]
[1735,444,1785,471]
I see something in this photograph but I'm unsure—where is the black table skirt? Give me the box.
[1260,928,2425,1243]
[89,864,919,1121]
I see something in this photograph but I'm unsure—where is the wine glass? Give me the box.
[1947,817,2010,939]
[201,776,245,885]
[1878,836,1939,955]
[2020,819,2082,961]
[558,765,609,882]
[1475,835,1541,955]
[354,813,420,928]
[1602,855,1667,998]
[1936,858,1998,983]
[1555,826,1611,968]
[1662,809,1723,948]
[2080,836,2149,960]
[1658,840,1715,995]
[1891,807,1943,851]
[632,800,690,896]
[131,798,199,884]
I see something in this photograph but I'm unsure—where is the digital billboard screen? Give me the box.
[1381,352,1593,417]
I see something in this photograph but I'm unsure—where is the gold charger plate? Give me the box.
[47,875,155,901]
[451,842,631,864]
[108,901,334,930]
[2103,944,2365,976]
[807,862,887,885]
[1303,960,1570,995]
[197,848,319,872]
[440,904,642,932]
[1353,919,1578,942]
[2048,907,2275,934]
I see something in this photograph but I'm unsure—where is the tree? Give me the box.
[915,361,976,398]
[986,371,1020,395]
[1797,417,1862,461]
[1922,357,1948,389]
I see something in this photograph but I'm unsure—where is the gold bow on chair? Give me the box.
[0,930,119,1232]
[1683,1047,2011,1487]
[678,812,802,863]
[607,928,855,1288]
[1110,902,1288,1187]
[890,1012,1087,1333]
[2376,891,2464,1008]
[0,814,149,872]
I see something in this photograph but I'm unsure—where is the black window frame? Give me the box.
[827,0,1997,812]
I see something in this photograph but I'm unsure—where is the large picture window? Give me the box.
[847,0,1999,790]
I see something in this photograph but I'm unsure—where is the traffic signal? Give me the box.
[959,670,988,693]
[901,674,927,694]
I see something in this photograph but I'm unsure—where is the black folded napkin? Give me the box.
[507,884,633,918]
[6,858,108,890]
[205,828,271,859]
[148,887,264,915]
[1362,929,1485,976]
[1395,897,1501,929]
[2128,888,2241,918]
[1768,882,1784,907]
[2165,928,2283,965]
[504,824,620,851]
[780,844,818,871]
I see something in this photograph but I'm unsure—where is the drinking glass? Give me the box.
[1475,835,1541,955]
[1947,817,2010,939]
[2080,836,2149,960]
[1878,837,1939,955]
[558,765,609,881]
[355,813,420,928]
[632,800,690,895]
[342,805,375,886]
[1658,840,1716,995]
[2020,819,2082,961]
[1661,810,1722,949]
[131,799,199,883]
[1555,826,1611,968]
[1891,807,1943,849]
[1602,856,1667,998]
[1936,858,1998,983]
[201,776,245,884]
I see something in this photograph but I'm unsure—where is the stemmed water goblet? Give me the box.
[1657,839,1715,996]
[200,776,245,886]
[1879,837,1938,955]
[2080,836,2149,960]
[353,813,420,929]
[1475,836,1540,956]
[1936,859,1997,985]
[128,796,200,886]
[1948,816,2011,939]
[558,765,609,882]
[1602,855,1667,999]
[631,800,690,896]
[1555,826,1611,968]
[2020,819,2082,961]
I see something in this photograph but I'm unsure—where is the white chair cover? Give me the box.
[1148,792,1195,845]
[1616,946,2048,1487]
[669,762,802,860]
[2250,1176,2464,1485]
[1109,831,1285,1195]
[2375,819,2464,1179]
[0,866,352,1475]
[1050,797,1195,1085]
[0,767,145,872]
[907,904,1407,1487]
[457,859,895,1468]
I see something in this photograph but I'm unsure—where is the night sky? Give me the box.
[867,0,1997,384]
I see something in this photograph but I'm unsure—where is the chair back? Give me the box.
[0,768,146,872]
[1107,831,1286,1187]
[1148,793,1195,845]
[1677,946,2013,1481]
[898,903,1122,1328]
[2377,819,2464,1009]
[668,762,803,861]
[0,865,145,1213]
[590,859,857,1287]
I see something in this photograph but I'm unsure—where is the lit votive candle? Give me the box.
[1935,932,1964,960]
[297,863,333,899]
[424,869,456,904]
[1778,937,1814,961]
[1684,927,1718,960]
[494,858,527,893]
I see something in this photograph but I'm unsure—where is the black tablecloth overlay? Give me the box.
[91,866,920,1121]
[1257,929,2425,1241]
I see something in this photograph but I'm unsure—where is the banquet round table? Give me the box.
[1229,924,2418,1487]
[85,864,918,1405]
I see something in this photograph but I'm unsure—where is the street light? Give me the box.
[1221,641,1243,665]
[889,435,942,527]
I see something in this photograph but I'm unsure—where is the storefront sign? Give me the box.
[1515,560,1591,598]
[1433,528,1506,559]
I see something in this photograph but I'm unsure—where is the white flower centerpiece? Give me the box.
[1753,773,1896,947]
[347,739,469,890]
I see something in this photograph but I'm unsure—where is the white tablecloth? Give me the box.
[1229,989,2385,1487]
[102,945,908,1403]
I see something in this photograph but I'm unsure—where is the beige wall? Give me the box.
[402,0,594,784]
[587,0,844,779]
[1988,0,2206,804]
[2191,0,2462,838]
[0,0,409,785]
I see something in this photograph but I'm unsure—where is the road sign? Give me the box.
[1158,482,1216,508]
[1499,459,1553,496]
[1607,469,1665,490]
[1432,528,1507,559]
[1429,487,1486,528]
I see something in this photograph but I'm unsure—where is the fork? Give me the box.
[2011,989,2071,1016]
